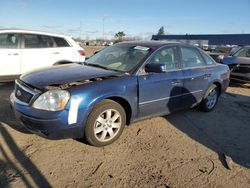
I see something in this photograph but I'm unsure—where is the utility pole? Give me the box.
[102,16,105,41]
[79,21,82,39]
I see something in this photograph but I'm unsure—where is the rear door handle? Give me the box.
[204,73,211,79]
[52,52,60,54]
[171,80,182,86]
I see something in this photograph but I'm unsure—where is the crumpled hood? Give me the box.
[20,63,122,89]
[222,56,250,65]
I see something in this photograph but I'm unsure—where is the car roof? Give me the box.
[0,28,71,38]
[116,40,195,49]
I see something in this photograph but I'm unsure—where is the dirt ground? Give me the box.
[1,46,250,188]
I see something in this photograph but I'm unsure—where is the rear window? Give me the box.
[53,37,70,47]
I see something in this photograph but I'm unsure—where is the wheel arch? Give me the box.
[212,81,222,96]
[106,96,132,125]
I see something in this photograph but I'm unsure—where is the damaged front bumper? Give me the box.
[10,92,86,139]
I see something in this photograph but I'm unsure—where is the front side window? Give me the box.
[0,33,19,49]
[86,45,151,72]
[181,47,206,68]
[147,47,178,70]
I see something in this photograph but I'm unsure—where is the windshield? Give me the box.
[85,45,151,72]
[232,47,250,58]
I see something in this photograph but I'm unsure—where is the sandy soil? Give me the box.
[1,46,250,187]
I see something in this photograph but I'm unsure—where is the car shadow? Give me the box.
[165,86,250,169]
[0,125,52,187]
[0,82,52,187]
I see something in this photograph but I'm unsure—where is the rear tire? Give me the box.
[85,99,126,147]
[199,84,219,112]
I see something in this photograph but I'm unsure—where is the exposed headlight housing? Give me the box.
[33,90,70,111]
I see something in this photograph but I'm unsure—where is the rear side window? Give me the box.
[181,47,206,68]
[24,34,40,48]
[24,34,54,48]
[201,51,216,65]
[0,33,19,49]
[40,35,54,47]
[53,37,70,47]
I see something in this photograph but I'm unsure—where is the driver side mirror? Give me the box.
[145,63,167,73]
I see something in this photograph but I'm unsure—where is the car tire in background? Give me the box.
[199,84,219,112]
[85,99,126,147]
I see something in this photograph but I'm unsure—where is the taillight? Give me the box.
[78,50,85,56]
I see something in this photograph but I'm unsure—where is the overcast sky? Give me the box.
[0,0,250,39]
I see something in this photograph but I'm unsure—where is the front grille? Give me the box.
[15,80,35,105]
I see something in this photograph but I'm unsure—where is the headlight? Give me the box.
[33,90,70,111]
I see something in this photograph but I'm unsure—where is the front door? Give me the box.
[0,33,21,76]
[138,46,183,118]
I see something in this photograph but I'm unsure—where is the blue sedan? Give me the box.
[10,41,230,146]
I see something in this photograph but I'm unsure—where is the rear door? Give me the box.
[53,37,79,62]
[0,33,21,76]
[20,34,61,73]
[179,46,209,107]
[138,46,183,118]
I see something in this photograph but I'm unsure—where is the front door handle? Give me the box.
[8,53,19,56]
[52,52,60,54]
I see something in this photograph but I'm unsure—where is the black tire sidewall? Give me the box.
[85,99,126,147]
[200,84,219,112]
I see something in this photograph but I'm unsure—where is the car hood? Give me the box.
[222,56,250,65]
[20,63,123,89]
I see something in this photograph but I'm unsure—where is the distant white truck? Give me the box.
[0,29,85,82]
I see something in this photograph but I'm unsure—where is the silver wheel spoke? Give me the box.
[111,113,119,122]
[100,130,108,141]
[112,122,121,128]
[206,89,217,109]
[108,128,115,137]
[106,110,112,119]
[97,116,106,125]
[93,108,122,142]
[94,126,104,134]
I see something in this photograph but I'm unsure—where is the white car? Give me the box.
[0,29,85,82]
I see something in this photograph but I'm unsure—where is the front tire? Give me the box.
[85,99,126,147]
[199,84,219,112]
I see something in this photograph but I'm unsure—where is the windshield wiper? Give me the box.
[85,63,110,70]
[85,62,128,73]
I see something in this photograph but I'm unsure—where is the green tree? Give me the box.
[157,26,165,35]
[115,31,126,41]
